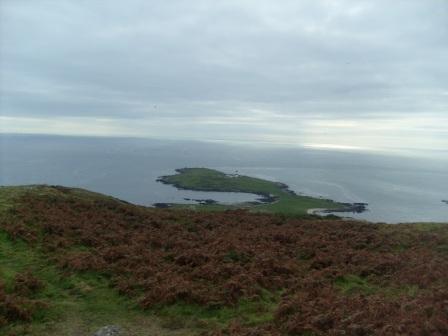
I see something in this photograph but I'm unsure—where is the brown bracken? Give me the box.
[1,189,447,335]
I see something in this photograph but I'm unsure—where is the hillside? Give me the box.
[0,185,447,335]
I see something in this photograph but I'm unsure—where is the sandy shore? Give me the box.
[306,208,329,215]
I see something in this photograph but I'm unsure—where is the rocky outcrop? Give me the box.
[93,325,122,336]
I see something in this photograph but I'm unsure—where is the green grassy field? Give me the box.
[159,168,345,215]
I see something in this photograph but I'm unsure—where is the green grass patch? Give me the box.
[393,285,419,298]
[334,275,379,295]
[156,290,279,329]
[334,274,421,299]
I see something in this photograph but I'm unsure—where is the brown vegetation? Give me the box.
[1,188,448,335]
[0,272,46,327]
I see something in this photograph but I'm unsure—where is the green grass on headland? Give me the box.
[158,168,346,215]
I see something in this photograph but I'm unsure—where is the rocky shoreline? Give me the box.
[153,194,278,208]
[307,203,368,216]
[326,202,368,214]
[183,198,218,205]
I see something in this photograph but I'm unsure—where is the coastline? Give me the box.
[156,168,369,216]
[307,203,368,216]
[157,168,295,198]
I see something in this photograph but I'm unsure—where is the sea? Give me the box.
[1,134,447,224]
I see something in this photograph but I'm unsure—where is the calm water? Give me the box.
[1,134,447,223]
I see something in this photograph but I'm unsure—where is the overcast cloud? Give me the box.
[1,0,447,154]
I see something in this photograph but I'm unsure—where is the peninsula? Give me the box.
[157,168,367,216]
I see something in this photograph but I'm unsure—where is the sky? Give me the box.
[1,0,447,155]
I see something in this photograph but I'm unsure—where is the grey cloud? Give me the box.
[0,0,447,149]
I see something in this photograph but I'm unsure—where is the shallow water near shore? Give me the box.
[1,134,447,223]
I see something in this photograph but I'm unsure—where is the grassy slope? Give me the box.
[0,186,193,336]
[1,185,447,336]
[0,231,164,336]
[0,186,278,336]
[159,168,344,215]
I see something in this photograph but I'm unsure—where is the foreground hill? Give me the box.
[0,185,447,335]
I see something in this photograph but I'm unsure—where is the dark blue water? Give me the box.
[1,134,447,223]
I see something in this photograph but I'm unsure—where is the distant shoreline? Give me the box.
[307,203,368,216]
[155,167,369,216]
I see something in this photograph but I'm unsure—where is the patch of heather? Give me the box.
[0,272,47,327]
[1,188,447,335]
